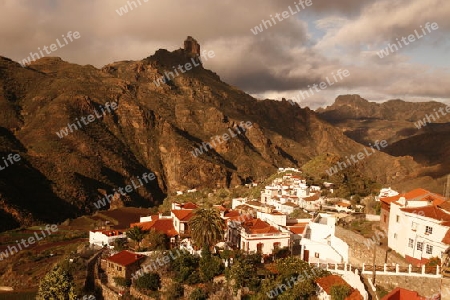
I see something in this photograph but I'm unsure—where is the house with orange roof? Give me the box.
[105,250,146,286]
[315,274,363,300]
[130,214,179,238]
[226,216,290,255]
[89,229,127,248]
[171,209,195,237]
[300,192,324,210]
[387,189,449,265]
[380,188,446,232]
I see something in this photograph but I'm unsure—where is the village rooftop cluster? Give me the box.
[83,168,450,299]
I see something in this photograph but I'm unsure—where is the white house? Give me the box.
[226,217,290,255]
[300,213,349,263]
[89,230,126,248]
[299,193,323,210]
[388,199,450,265]
[376,187,399,201]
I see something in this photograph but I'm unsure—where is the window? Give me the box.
[273,242,281,251]
[408,239,414,248]
[117,266,122,271]
[315,252,320,258]
[257,243,263,254]
[394,233,397,239]
[426,245,433,254]
[417,242,423,251]
[396,215,400,222]
[411,222,417,231]
[425,226,433,235]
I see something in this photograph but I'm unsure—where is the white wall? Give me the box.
[331,236,349,263]
[89,231,126,248]
[241,236,290,255]
[257,212,287,227]
[341,271,369,300]
[301,241,343,263]
[388,203,449,261]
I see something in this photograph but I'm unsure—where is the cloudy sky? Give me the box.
[1,0,449,108]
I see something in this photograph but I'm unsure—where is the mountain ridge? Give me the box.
[0,40,429,231]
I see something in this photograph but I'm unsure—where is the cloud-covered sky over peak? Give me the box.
[1,0,449,108]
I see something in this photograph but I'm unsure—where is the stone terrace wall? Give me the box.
[368,274,440,298]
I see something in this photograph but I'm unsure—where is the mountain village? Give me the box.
[79,169,450,299]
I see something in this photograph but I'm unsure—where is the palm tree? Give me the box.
[126,226,147,250]
[189,208,225,250]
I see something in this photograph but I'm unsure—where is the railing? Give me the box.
[243,232,290,238]
[307,262,441,278]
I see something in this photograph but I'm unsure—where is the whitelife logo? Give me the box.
[289,69,350,105]
[414,104,450,129]
[0,153,21,172]
[377,22,439,58]
[250,0,313,35]
[56,101,118,139]
[0,225,59,261]
[153,50,215,87]
[93,172,156,210]
[326,140,388,176]
[19,31,81,67]
[191,121,253,157]
[116,0,149,16]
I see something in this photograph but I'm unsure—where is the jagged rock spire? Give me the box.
[184,36,200,57]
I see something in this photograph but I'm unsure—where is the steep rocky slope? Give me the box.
[0,39,423,231]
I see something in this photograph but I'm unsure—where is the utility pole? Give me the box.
[372,241,377,285]
[444,174,450,198]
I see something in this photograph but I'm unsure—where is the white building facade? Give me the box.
[388,200,450,265]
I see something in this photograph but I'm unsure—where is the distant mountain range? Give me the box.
[317,94,450,194]
[0,38,440,231]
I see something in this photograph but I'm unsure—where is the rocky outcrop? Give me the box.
[184,36,200,57]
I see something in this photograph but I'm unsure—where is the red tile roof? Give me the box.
[316,275,362,300]
[405,255,430,267]
[303,193,320,202]
[288,224,306,234]
[403,189,445,204]
[382,189,446,206]
[107,250,145,267]
[401,205,450,223]
[172,209,195,222]
[380,194,401,204]
[130,218,178,237]
[381,287,425,300]
[183,202,198,209]
[337,202,351,207]
[443,229,450,244]
[242,218,280,234]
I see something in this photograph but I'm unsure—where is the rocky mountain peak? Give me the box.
[183,36,201,57]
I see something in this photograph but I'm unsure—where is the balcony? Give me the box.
[242,232,290,239]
